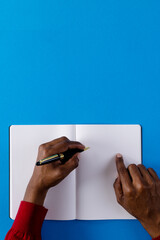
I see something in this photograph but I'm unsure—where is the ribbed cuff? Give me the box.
[12,201,48,235]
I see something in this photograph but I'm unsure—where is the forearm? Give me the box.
[23,178,48,206]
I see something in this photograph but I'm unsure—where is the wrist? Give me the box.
[23,180,48,206]
[140,216,160,238]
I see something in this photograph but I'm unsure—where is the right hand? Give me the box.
[113,154,160,239]
[23,136,85,206]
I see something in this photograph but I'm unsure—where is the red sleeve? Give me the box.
[5,201,48,240]
[153,237,160,240]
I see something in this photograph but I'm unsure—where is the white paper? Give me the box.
[76,124,141,219]
[10,125,76,220]
[10,124,142,220]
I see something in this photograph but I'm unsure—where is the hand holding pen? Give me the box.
[36,147,89,166]
[23,136,86,206]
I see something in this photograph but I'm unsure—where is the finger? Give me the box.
[59,153,79,175]
[113,176,123,204]
[148,168,159,181]
[38,140,85,163]
[40,136,70,147]
[52,140,85,153]
[68,141,85,150]
[127,164,143,185]
[138,164,154,184]
[115,154,132,193]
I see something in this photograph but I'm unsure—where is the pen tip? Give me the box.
[84,147,90,151]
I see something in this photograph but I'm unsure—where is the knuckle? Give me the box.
[60,136,69,141]
[57,167,64,176]
[38,144,49,156]
[39,143,44,149]
[55,169,63,179]
[137,164,143,168]
[128,164,136,170]
[42,148,48,155]
[125,187,134,196]
[39,143,46,151]
[135,183,145,192]
[62,141,69,148]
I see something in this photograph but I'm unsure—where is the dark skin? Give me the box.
[114,153,160,238]
[23,136,85,206]
[24,136,160,238]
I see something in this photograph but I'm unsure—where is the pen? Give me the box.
[36,147,90,166]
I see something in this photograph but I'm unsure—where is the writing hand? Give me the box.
[23,136,85,206]
[114,154,160,238]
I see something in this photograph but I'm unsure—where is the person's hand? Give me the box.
[23,136,85,206]
[113,154,160,239]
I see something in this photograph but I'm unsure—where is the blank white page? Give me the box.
[76,124,141,220]
[10,125,76,220]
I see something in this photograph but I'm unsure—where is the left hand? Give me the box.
[113,153,160,239]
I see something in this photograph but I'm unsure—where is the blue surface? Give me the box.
[0,0,160,239]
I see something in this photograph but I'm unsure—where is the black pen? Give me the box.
[36,147,89,166]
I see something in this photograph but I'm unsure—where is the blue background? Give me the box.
[0,0,160,239]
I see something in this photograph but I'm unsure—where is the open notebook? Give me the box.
[10,124,141,220]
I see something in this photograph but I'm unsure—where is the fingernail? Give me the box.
[116,153,122,158]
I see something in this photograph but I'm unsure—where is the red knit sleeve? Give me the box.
[153,236,160,240]
[5,201,48,240]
